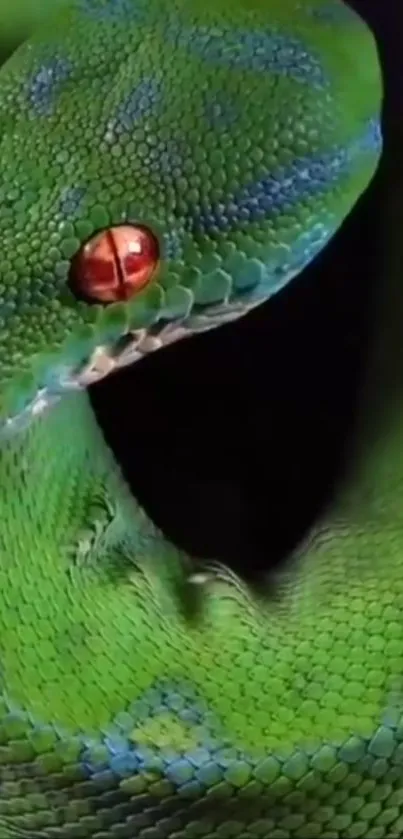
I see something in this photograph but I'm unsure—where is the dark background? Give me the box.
[91,2,401,586]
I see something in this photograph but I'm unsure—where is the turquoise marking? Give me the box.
[105,78,163,142]
[4,682,399,800]
[204,93,240,129]
[174,27,327,88]
[59,186,87,217]
[78,0,147,22]
[190,118,382,233]
[28,57,73,116]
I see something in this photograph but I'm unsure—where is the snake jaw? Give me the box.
[0,327,166,437]
[0,293,257,439]
[68,300,247,389]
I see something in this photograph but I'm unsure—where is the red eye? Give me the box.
[69,224,160,304]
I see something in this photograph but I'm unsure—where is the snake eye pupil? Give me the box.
[69,224,160,304]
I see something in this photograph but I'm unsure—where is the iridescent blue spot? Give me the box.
[186,747,212,768]
[204,93,239,129]
[3,683,398,804]
[109,751,141,775]
[59,186,86,217]
[178,706,203,725]
[151,137,185,176]
[28,58,72,116]
[165,757,194,785]
[105,78,162,142]
[177,778,204,796]
[196,760,223,786]
[104,735,130,755]
[174,27,326,88]
[78,0,147,21]
[163,691,186,712]
[352,117,382,156]
[162,229,182,261]
[190,117,382,234]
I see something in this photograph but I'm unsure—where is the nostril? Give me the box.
[68,224,160,305]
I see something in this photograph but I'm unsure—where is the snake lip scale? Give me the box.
[0,330,147,438]
[0,296,253,439]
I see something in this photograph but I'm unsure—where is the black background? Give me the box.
[91,2,401,586]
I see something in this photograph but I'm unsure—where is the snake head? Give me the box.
[0,0,382,434]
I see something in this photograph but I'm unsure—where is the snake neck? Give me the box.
[0,392,196,731]
[0,391,160,565]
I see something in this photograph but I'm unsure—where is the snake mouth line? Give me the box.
[75,295,253,387]
[0,328,162,438]
[0,298,254,438]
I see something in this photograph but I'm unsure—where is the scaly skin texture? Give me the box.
[0,1,385,837]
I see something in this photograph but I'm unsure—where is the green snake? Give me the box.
[0,0,393,836]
